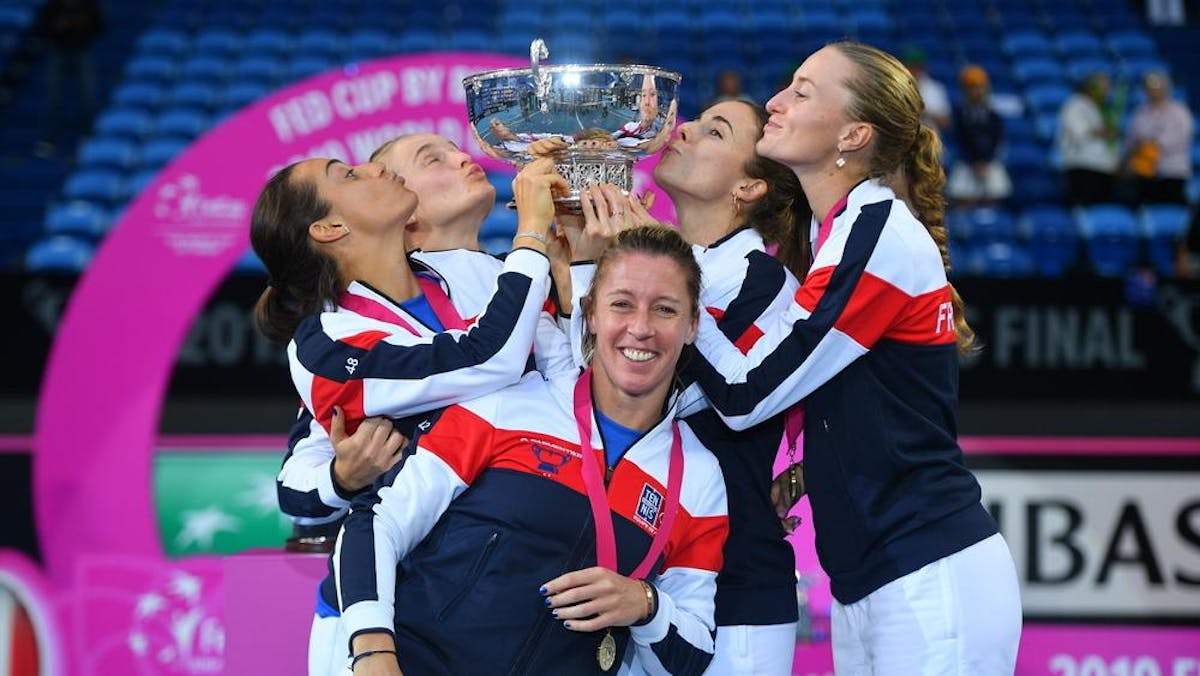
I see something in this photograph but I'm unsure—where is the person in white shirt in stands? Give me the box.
[900,46,951,131]
[1057,72,1120,205]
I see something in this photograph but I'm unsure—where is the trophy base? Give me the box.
[506,154,633,215]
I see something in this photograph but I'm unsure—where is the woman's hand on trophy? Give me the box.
[512,158,570,253]
[527,135,570,157]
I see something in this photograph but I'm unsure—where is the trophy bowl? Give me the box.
[464,39,680,212]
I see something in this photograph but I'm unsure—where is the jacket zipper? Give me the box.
[506,517,597,674]
[435,531,499,621]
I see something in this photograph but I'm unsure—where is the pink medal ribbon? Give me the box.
[338,274,466,334]
[572,370,684,580]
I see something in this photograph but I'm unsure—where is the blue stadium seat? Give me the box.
[965,207,1018,243]
[232,56,284,85]
[180,55,229,83]
[234,248,268,273]
[487,171,515,203]
[1025,83,1072,115]
[1002,31,1052,58]
[1118,57,1170,82]
[137,29,189,58]
[25,236,96,273]
[447,30,491,51]
[1140,205,1190,276]
[1053,30,1105,59]
[245,29,292,56]
[397,30,439,53]
[44,201,111,239]
[225,82,272,110]
[126,169,160,200]
[170,82,221,111]
[1065,58,1112,85]
[1105,31,1158,59]
[977,241,1035,277]
[1019,205,1078,275]
[295,29,342,57]
[796,9,842,37]
[93,109,154,140]
[1004,141,1046,174]
[124,56,177,84]
[1076,204,1140,275]
[481,204,518,238]
[77,138,139,170]
[348,29,394,61]
[1011,57,1064,86]
[156,109,210,141]
[287,56,335,82]
[62,169,124,205]
[194,29,242,58]
[112,82,167,110]
[141,138,190,169]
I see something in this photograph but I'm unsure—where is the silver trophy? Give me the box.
[464,39,680,212]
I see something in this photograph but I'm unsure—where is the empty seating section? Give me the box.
[15,0,1198,275]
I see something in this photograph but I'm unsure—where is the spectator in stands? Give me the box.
[1057,72,1120,205]
[715,69,745,100]
[900,45,951,131]
[1123,71,1195,205]
[33,0,104,157]
[947,65,1012,206]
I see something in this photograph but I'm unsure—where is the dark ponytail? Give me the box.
[250,163,342,346]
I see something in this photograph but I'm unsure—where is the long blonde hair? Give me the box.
[833,41,976,354]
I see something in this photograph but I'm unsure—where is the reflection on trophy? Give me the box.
[464,38,681,212]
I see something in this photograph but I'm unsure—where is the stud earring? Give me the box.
[835,156,846,169]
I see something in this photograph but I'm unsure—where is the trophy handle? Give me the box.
[530,39,551,99]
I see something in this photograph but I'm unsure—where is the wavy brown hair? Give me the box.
[832,41,976,353]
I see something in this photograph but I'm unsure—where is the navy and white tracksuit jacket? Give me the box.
[335,372,730,675]
[684,179,998,605]
[568,227,802,627]
[685,226,802,627]
[278,248,563,525]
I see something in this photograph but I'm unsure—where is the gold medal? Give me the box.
[597,630,616,671]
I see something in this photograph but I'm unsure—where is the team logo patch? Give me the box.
[532,444,571,475]
[635,483,664,530]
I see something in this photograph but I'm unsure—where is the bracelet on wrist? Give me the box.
[641,581,656,620]
[514,231,549,246]
[351,648,396,670]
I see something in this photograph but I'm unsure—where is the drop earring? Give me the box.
[732,194,741,214]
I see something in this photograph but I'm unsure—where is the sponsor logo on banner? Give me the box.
[152,173,249,257]
[978,467,1200,620]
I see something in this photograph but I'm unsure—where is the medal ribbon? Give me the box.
[339,274,466,334]
[572,369,683,580]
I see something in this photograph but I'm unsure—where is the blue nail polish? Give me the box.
[551,610,558,618]
[544,597,552,607]
[538,586,548,595]
[563,621,571,629]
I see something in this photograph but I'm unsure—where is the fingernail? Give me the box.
[538,586,548,596]
[563,621,572,629]
[551,610,558,618]
[544,597,552,607]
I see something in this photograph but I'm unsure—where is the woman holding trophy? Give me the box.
[557,96,812,676]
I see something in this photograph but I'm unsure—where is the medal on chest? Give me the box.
[597,630,617,671]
